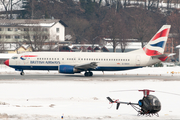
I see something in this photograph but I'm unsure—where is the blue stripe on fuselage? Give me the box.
[10,65,58,70]
[95,66,142,71]
[10,65,142,71]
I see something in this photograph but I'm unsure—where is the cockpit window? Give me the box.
[12,56,18,59]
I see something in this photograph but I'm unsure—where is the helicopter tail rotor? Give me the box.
[107,97,121,110]
[116,103,120,110]
[107,97,114,103]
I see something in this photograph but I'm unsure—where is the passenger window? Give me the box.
[62,58,64,60]
[57,58,59,60]
[54,58,56,60]
[49,58,51,60]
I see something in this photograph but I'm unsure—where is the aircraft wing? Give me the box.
[75,62,98,71]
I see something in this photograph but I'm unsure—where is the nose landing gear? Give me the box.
[20,70,24,76]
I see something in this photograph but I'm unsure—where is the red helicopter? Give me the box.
[107,89,161,117]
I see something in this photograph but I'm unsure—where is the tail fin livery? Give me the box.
[143,25,171,57]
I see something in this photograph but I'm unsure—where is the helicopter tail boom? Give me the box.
[107,97,138,110]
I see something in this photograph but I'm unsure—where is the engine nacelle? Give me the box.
[59,65,81,74]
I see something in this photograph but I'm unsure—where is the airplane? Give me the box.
[4,25,172,76]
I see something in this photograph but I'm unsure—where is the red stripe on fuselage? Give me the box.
[21,55,37,57]
[151,28,169,41]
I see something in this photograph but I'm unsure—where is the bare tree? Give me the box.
[129,9,157,48]
[0,0,22,19]
[66,17,90,44]
[101,8,128,52]
[22,20,49,51]
[0,35,6,53]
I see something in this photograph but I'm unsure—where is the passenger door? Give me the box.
[136,55,141,66]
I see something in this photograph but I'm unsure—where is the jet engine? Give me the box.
[59,65,81,74]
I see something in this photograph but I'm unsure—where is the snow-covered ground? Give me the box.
[0,65,180,120]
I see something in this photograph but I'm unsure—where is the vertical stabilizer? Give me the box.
[143,25,171,56]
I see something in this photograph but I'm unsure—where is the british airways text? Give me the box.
[30,61,60,64]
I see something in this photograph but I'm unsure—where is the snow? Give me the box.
[0,65,180,119]
[20,23,55,27]
[176,45,180,49]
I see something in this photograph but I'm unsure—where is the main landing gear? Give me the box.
[20,70,24,76]
[84,71,93,76]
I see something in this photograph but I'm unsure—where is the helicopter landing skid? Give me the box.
[137,112,159,117]
[130,105,159,117]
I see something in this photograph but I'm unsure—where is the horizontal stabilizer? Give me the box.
[152,53,176,61]
[152,53,176,58]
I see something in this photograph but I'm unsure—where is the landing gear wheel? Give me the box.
[89,72,93,76]
[84,72,88,76]
[20,71,24,76]
[84,72,93,76]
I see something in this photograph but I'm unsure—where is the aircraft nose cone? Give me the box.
[4,59,9,66]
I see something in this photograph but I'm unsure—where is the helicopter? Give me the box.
[107,89,161,117]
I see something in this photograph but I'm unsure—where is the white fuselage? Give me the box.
[8,49,160,72]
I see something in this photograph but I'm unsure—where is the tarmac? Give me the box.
[0,74,180,81]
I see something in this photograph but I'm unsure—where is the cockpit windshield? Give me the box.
[11,56,18,59]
